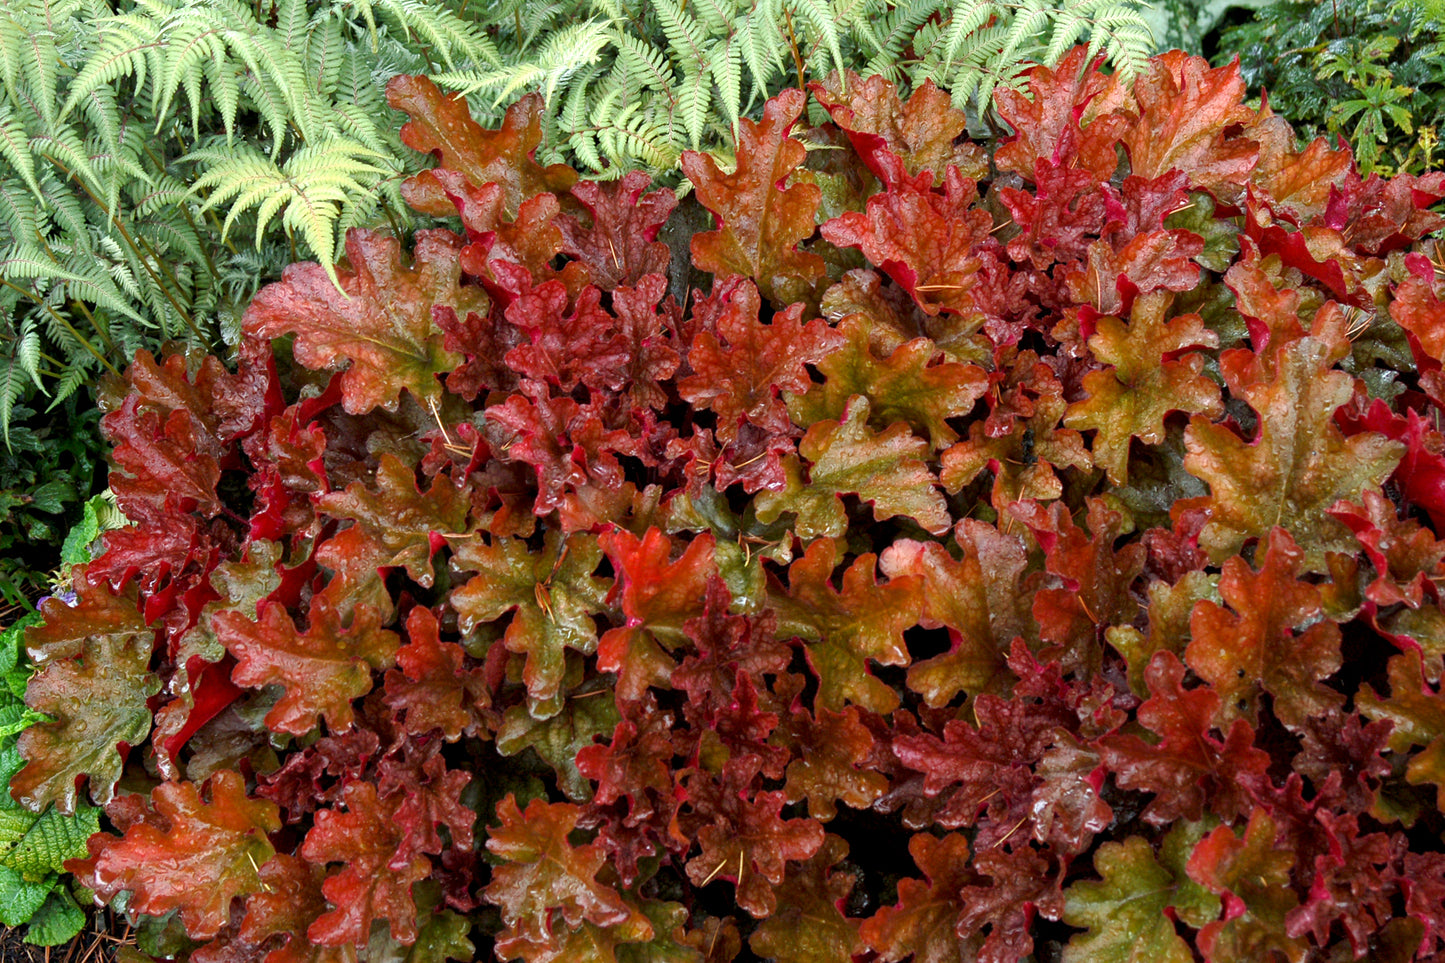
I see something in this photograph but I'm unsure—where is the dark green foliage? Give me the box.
[1220,0,1445,175]
[0,402,108,607]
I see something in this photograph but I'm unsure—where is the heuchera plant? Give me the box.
[15,47,1445,962]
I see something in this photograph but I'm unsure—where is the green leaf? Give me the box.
[1062,824,1221,962]
[0,863,52,927]
[23,888,86,946]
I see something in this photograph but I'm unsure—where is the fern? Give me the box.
[0,0,499,438]
[447,0,1155,180]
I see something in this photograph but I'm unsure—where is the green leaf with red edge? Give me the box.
[748,835,863,963]
[1061,824,1221,963]
[676,280,842,445]
[387,76,577,218]
[680,756,825,919]
[681,89,827,308]
[451,531,608,717]
[785,315,988,449]
[768,539,921,714]
[1186,808,1307,963]
[484,795,646,955]
[1185,527,1343,730]
[755,397,951,538]
[217,598,400,736]
[597,529,716,702]
[877,524,1035,709]
[780,705,888,820]
[1119,52,1260,200]
[1358,652,1445,803]
[301,782,431,947]
[1182,336,1404,571]
[557,172,677,291]
[382,607,490,741]
[69,772,279,940]
[318,455,473,589]
[860,833,977,963]
[243,229,487,415]
[13,621,159,813]
[1106,570,1219,698]
[496,691,620,801]
[820,167,995,328]
[809,72,986,186]
[1063,291,1222,485]
[1096,652,1270,826]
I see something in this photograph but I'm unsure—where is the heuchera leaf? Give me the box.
[13,621,160,813]
[993,47,1126,182]
[382,607,490,741]
[681,89,827,307]
[820,167,996,324]
[1186,808,1308,963]
[878,525,1035,709]
[809,72,986,186]
[557,173,678,291]
[1358,652,1445,801]
[770,539,921,713]
[451,531,607,716]
[676,279,842,445]
[1097,652,1269,826]
[785,315,988,450]
[755,397,951,538]
[388,76,577,217]
[780,705,888,820]
[484,795,649,958]
[597,529,716,702]
[1061,825,1221,963]
[243,229,487,415]
[1182,336,1404,571]
[747,835,862,963]
[301,782,432,947]
[1185,527,1344,729]
[317,454,473,588]
[218,599,400,736]
[680,756,825,919]
[1064,291,1222,485]
[1118,52,1260,200]
[861,833,976,963]
[70,772,280,940]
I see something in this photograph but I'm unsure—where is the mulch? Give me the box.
[0,907,134,963]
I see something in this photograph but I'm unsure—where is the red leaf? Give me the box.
[243,229,487,414]
[70,772,280,940]
[677,279,841,445]
[993,47,1126,182]
[218,598,400,736]
[810,72,986,187]
[1097,652,1269,825]
[680,756,825,918]
[682,89,827,307]
[1187,808,1308,963]
[301,782,431,946]
[597,529,716,702]
[820,167,995,323]
[557,173,677,290]
[1185,527,1344,729]
[861,833,977,963]
[382,607,490,741]
[387,76,577,217]
[1120,52,1260,199]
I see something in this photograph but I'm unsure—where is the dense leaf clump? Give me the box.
[16,48,1445,962]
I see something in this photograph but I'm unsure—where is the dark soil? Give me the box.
[0,908,133,963]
